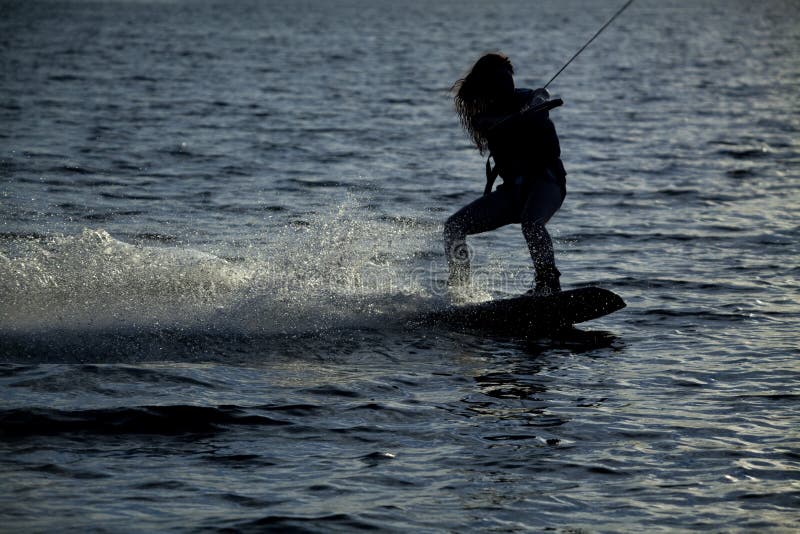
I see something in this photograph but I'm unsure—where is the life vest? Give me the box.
[484,94,563,196]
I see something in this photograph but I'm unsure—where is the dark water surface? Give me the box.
[1,0,799,531]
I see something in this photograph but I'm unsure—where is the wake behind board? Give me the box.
[427,286,625,337]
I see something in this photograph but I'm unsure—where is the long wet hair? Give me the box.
[452,52,515,154]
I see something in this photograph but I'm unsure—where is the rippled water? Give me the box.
[1,0,799,531]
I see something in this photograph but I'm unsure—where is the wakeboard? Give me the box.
[425,286,625,337]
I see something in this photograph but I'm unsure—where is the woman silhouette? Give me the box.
[445,52,567,297]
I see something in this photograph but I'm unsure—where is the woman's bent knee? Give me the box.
[443,215,465,241]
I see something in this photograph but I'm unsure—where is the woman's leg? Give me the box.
[520,169,566,294]
[443,188,518,287]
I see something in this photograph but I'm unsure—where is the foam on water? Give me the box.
[1,228,250,333]
[223,197,444,336]
[0,198,443,345]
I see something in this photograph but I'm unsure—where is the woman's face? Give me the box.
[485,66,515,105]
